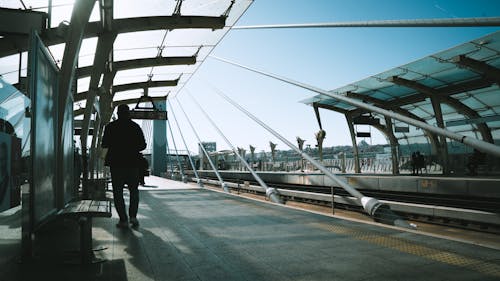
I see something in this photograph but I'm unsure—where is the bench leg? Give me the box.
[79,216,93,264]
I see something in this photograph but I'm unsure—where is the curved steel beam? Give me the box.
[113,79,179,93]
[338,92,442,154]
[366,119,401,175]
[112,96,168,108]
[77,56,196,78]
[56,0,95,207]
[0,15,226,57]
[81,32,117,162]
[74,79,179,102]
[73,96,167,116]
[382,116,400,175]
[389,76,494,143]
[452,55,500,84]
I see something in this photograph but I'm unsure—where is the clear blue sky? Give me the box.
[171,0,500,154]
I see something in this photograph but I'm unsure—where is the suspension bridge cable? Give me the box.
[173,98,228,192]
[184,89,282,204]
[167,119,186,181]
[208,55,500,158]
[206,82,362,198]
[168,100,203,186]
[206,82,414,228]
[232,17,500,30]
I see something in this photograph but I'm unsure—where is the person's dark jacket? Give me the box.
[102,119,146,168]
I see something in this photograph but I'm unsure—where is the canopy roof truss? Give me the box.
[303,31,500,148]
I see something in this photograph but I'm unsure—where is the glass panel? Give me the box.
[73,100,86,111]
[440,103,455,115]
[114,48,158,62]
[114,0,177,19]
[474,89,500,108]
[113,90,143,101]
[46,42,64,64]
[114,30,167,52]
[77,38,98,67]
[0,78,30,151]
[77,77,90,93]
[0,54,20,84]
[432,67,480,84]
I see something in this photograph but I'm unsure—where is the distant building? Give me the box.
[200,142,216,153]
[199,142,216,170]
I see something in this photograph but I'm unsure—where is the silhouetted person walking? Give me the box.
[102,105,146,228]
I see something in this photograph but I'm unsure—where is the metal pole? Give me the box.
[185,90,282,204]
[209,83,414,228]
[209,55,500,158]
[168,100,203,187]
[331,187,335,215]
[232,17,500,30]
[174,98,229,192]
[167,120,187,182]
[47,0,52,28]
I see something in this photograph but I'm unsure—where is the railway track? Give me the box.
[198,175,500,234]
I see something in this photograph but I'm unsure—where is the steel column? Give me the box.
[383,117,400,175]
[152,100,168,176]
[57,0,96,208]
[346,114,361,173]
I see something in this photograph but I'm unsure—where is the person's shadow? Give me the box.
[120,226,195,280]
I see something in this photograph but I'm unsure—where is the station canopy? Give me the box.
[0,0,252,117]
[302,31,500,147]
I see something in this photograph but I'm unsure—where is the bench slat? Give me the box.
[58,200,112,218]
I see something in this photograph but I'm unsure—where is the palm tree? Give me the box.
[315,129,326,161]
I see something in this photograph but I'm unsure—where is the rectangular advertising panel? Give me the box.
[29,31,58,227]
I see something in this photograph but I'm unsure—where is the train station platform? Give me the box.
[1,177,499,281]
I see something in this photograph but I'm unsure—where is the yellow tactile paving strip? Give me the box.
[309,222,500,278]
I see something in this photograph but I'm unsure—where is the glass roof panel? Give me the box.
[113,90,143,101]
[0,54,19,84]
[432,41,482,61]
[77,38,98,67]
[488,57,500,68]
[459,95,488,110]
[473,89,500,107]
[416,76,448,89]
[77,77,90,93]
[378,85,415,99]
[74,100,87,111]
[370,91,393,101]
[165,28,228,46]
[113,47,159,62]
[114,0,177,19]
[431,67,479,84]
[440,103,455,115]
[114,30,167,51]
[407,107,433,120]
[112,0,252,26]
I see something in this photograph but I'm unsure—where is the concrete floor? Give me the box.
[1,176,499,281]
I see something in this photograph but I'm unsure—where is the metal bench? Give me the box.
[58,200,112,264]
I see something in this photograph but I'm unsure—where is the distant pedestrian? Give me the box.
[139,154,149,186]
[102,105,146,228]
[415,151,425,175]
[411,152,417,175]
[467,149,485,176]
